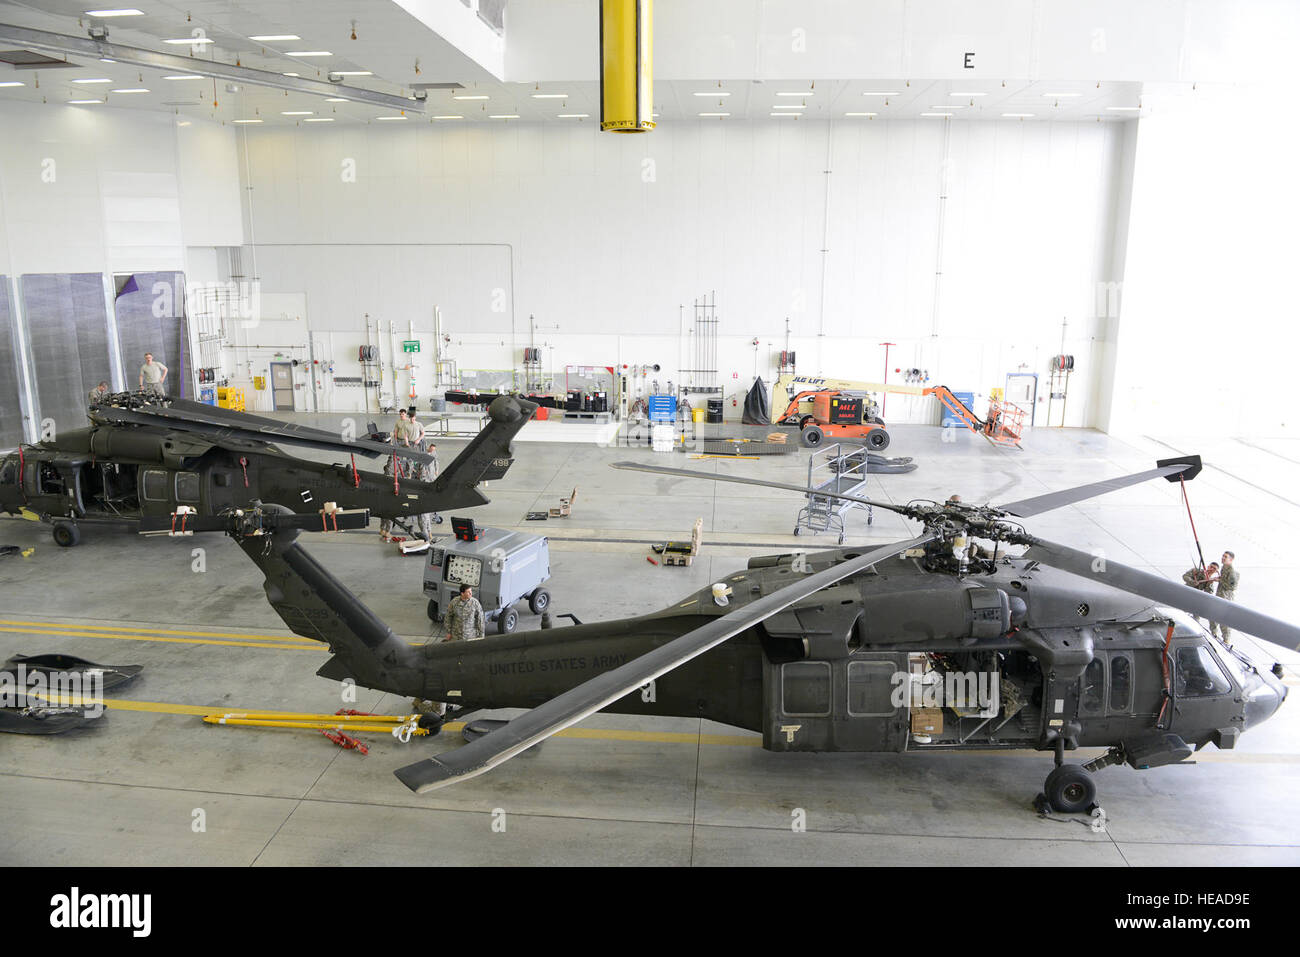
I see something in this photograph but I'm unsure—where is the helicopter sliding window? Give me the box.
[846,661,897,716]
[781,662,832,717]
[1175,645,1231,697]
[142,469,170,502]
[175,472,201,504]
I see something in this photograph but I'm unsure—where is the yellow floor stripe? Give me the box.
[0,626,319,653]
[0,618,311,643]
[11,690,1300,762]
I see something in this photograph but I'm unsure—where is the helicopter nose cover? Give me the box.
[1242,669,1286,730]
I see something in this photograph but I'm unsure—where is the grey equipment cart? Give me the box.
[424,518,552,634]
[794,443,874,544]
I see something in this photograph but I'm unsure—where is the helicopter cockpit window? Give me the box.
[175,472,201,503]
[782,662,831,717]
[1109,654,1133,713]
[1175,645,1231,697]
[142,469,170,502]
[1080,659,1105,714]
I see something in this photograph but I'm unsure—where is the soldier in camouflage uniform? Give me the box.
[380,410,415,541]
[444,584,486,642]
[88,381,111,406]
[1211,550,1239,644]
[411,430,439,543]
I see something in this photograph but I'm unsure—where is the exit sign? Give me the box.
[402,340,420,353]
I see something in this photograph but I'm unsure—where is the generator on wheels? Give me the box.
[777,389,891,450]
[423,518,552,634]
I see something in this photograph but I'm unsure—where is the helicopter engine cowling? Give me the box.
[858,584,1013,644]
[760,581,1013,659]
[88,428,212,468]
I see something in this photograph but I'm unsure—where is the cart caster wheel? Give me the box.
[838,534,845,545]
[793,527,801,536]
[432,514,444,525]
[528,588,551,615]
[426,599,440,622]
[497,608,519,634]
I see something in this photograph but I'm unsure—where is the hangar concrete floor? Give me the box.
[1,423,1298,866]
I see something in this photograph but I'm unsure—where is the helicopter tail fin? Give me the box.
[426,395,536,510]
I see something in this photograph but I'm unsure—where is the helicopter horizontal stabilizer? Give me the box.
[1024,537,1300,648]
[393,533,936,793]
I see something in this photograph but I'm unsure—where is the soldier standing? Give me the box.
[139,353,168,398]
[379,410,414,542]
[444,584,486,642]
[1182,562,1218,626]
[1211,551,1239,643]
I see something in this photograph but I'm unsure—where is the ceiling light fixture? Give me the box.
[68,98,105,104]
[770,112,797,117]
[111,88,149,93]
[285,51,331,57]
[164,37,214,44]
[453,94,487,100]
[489,114,519,119]
[332,71,372,76]
[844,111,877,117]
[249,35,300,42]
[85,9,144,16]
[0,81,25,87]
[375,115,407,120]
[232,118,262,123]
[532,93,567,99]
[432,114,463,119]
[303,117,333,122]
[921,112,953,117]
[557,113,588,118]
[163,75,204,80]
[281,110,312,115]
[698,112,729,117]
[325,97,347,102]
[72,78,112,83]
[693,91,730,96]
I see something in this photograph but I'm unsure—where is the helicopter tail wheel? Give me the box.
[1044,764,1097,814]
[52,523,81,547]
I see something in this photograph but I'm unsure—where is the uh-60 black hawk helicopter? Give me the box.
[0,393,534,546]
[183,452,1289,813]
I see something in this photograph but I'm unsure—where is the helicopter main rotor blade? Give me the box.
[999,456,1201,518]
[394,533,937,793]
[610,461,915,518]
[1024,537,1300,648]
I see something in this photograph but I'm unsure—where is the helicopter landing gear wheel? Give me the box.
[1043,764,1096,814]
[52,523,80,547]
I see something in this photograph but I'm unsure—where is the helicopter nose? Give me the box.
[1242,670,1286,730]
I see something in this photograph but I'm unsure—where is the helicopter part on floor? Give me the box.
[3,654,143,692]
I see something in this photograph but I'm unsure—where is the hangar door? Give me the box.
[113,272,191,399]
[19,273,114,437]
[0,280,27,448]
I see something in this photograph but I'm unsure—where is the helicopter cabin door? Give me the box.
[763,652,909,753]
[270,362,295,411]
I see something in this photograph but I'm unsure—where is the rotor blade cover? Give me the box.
[394,533,936,792]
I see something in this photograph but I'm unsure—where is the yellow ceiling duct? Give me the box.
[600,0,654,133]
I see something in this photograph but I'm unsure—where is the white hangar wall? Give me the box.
[230,118,1125,423]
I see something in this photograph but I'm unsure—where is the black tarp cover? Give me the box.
[742,377,770,425]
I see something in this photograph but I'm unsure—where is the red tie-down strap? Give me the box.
[170,507,192,535]
[350,454,360,488]
[320,503,340,532]
[239,456,249,488]
[392,451,401,495]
